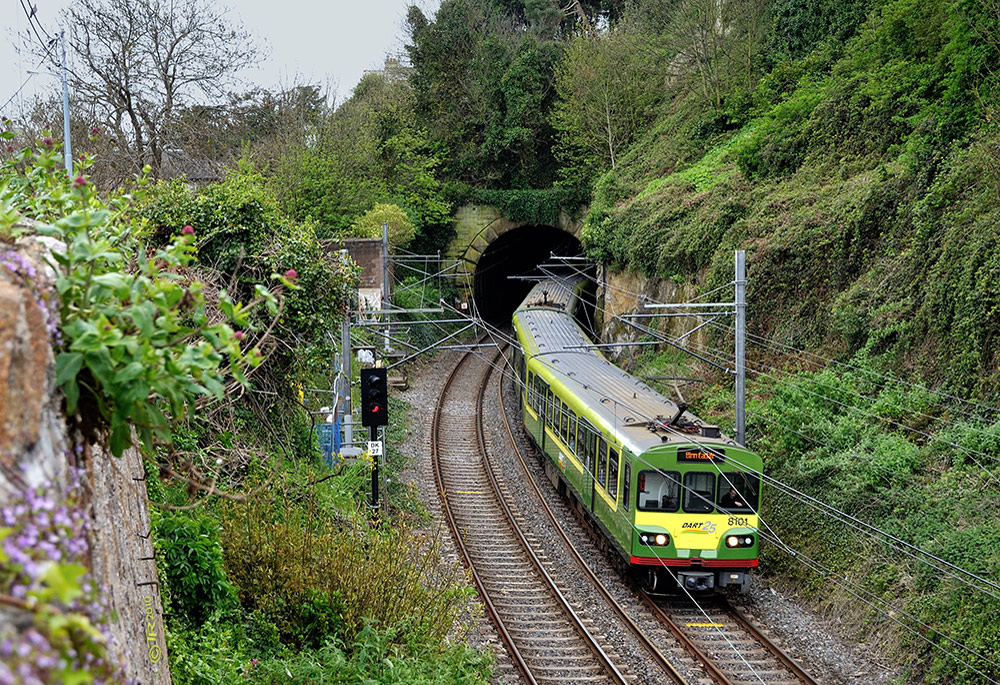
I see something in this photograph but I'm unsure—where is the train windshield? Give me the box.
[716,472,759,514]
[683,472,716,513]
[637,470,680,512]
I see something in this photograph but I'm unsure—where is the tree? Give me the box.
[552,31,664,179]
[349,203,416,248]
[50,0,257,181]
[406,0,564,188]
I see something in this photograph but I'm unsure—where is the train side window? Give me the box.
[546,388,554,428]
[534,377,545,413]
[623,463,631,511]
[683,472,716,514]
[559,400,568,443]
[596,438,608,488]
[637,470,679,511]
[716,472,760,514]
[608,448,619,500]
[563,408,571,446]
[568,414,578,453]
[525,371,533,404]
[578,421,593,474]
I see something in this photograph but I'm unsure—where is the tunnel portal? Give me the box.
[472,224,593,327]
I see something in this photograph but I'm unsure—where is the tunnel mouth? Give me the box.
[472,224,595,328]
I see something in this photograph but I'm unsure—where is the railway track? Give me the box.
[640,594,820,685]
[490,342,821,685]
[433,341,820,685]
[432,344,631,684]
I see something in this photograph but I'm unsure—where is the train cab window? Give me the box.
[683,472,716,513]
[623,463,631,511]
[607,448,619,499]
[596,438,608,488]
[637,470,680,511]
[716,472,760,514]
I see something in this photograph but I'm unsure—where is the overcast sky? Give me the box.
[1,0,441,118]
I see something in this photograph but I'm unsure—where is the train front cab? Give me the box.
[630,445,761,594]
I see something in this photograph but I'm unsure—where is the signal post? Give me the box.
[360,367,389,511]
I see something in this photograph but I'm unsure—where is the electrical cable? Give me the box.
[19,0,55,56]
[451,304,997,682]
[548,264,1000,486]
[494,276,1000,600]
[553,260,998,423]
[407,270,1000,678]
[370,262,1000,608]
[704,318,1000,448]
[0,36,57,115]
[473,303,1000,679]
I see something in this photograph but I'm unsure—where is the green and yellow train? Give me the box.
[511,278,762,593]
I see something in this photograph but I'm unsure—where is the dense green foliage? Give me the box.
[578,0,1000,398]
[271,72,454,255]
[154,514,238,626]
[0,133,265,458]
[445,183,589,224]
[139,160,356,383]
[128,158,489,682]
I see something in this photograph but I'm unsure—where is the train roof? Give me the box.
[513,279,740,459]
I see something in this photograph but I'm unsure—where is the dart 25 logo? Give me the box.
[681,521,717,533]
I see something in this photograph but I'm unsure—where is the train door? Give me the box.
[538,378,550,451]
[579,418,599,510]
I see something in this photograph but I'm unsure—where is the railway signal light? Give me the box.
[360,368,388,428]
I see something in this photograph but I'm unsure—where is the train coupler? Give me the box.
[677,571,715,592]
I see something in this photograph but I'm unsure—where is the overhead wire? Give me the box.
[605,313,1000,595]
[703,318,1000,458]
[514,270,1000,599]
[0,36,57,116]
[369,260,1000,636]
[555,259,998,423]
[686,319,1000,485]
[550,263,1000,488]
[440,297,997,681]
[19,0,56,56]
[386,262,1000,677]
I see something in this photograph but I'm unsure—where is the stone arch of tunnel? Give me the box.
[471,224,597,329]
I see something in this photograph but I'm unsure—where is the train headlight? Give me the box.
[726,535,755,548]
[639,532,669,546]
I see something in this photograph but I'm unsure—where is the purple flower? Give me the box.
[41,136,53,148]
[233,330,244,341]
[181,225,194,235]
[285,268,298,280]
[73,176,87,188]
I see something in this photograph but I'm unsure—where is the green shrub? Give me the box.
[154,514,237,626]
[251,622,492,684]
[218,474,475,650]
